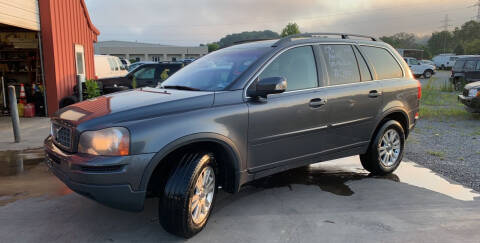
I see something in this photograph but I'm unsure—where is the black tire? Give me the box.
[360,120,405,175]
[440,65,445,70]
[423,70,433,79]
[59,95,78,108]
[159,151,217,238]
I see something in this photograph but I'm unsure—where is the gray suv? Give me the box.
[45,33,420,238]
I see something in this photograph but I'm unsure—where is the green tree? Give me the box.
[454,44,465,55]
[427,31,455,55]
[207,43,220,52]
[380,32,418,49]
[217,30,280,47]
[281,22,301,37]
[465,39,480,55]
[85,79,100,99]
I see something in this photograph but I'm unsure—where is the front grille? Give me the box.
[52,123,73,150]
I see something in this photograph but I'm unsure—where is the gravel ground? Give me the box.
[405,119,480,192]
[405,71,480,191]
[405,70,480,192]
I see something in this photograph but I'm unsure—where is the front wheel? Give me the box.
[423,70,433,79]
[159,152,217,238]
[360,120,405,175]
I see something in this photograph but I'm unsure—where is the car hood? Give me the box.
[53,87,214,127]
[464,81,480,90]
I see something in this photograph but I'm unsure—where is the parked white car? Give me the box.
[420,59,435,68]
[432,53,457,70]
[94,55,128,79]
[404,57,435,78]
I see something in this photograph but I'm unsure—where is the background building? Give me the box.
[94,41,208,62]
[0,0,99,116]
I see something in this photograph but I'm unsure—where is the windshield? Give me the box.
[160,47,269,91]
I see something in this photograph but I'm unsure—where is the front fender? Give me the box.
[138,133,244,192]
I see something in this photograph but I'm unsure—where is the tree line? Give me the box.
[203,20,480,59]
[380,20,480,59]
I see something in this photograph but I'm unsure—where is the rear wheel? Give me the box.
[360,120,405,175]
[159,151,217,238]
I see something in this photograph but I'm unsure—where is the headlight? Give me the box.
[78,127,130,156]
[468,88,479,97]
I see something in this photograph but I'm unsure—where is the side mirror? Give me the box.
[247,77,287,98]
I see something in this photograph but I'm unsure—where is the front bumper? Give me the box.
[44,136,155,211]
[458,95,480,113]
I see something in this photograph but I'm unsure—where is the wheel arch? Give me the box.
[371,109,410,143]
[139,133,243,194]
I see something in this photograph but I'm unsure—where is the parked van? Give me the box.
[94,55,128,79]
[432,53,456,70]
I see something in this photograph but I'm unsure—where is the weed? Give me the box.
[427,150,445,157]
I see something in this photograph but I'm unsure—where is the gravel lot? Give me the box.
[405,70,480,192]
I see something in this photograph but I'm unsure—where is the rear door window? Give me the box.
[360,46,403,80]
[320,44,360,85]
[259,46,318,91]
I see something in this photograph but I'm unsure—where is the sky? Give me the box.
[84,0,477,46]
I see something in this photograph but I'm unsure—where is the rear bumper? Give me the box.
[458,95,480,113]
[44,136,155,211]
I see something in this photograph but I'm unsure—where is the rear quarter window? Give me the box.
[360,46,403,80]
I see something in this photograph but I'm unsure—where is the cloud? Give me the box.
[85,0,474,46]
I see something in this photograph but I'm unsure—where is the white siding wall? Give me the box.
[0,0,40,31]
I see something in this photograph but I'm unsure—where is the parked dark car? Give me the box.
[100,61,184,91]
[128,61,156,72]
[458,81,480,113]
[59,62,184,108]
[451,56,480,90]
[45,33,420,238]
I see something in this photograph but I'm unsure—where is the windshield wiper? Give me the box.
[161,85,201,91]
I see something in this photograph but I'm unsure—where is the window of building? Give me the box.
[320,44,360,85]
[360,46,403,80]
[74,44,85,75]
[476,61,480,71]
[259,46,318,91]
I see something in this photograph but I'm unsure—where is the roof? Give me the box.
[95,41,173,48]
[80,0,99,35]
[456,56,480,61]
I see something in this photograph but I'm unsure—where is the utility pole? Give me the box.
[440,14,452,53]
[440,14,451,31]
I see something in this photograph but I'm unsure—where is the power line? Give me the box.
[470,0,480,21]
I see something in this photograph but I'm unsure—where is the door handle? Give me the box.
[309,98,326,108]
[368,90,382,98]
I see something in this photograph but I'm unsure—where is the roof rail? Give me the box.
[272,33,377,47]
[233,38,276,45]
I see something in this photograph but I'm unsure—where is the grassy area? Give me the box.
[419,77,480,120]
[426,150,445,157]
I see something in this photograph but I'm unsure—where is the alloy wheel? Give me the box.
[378,129,401,167]
[190,166,215,225]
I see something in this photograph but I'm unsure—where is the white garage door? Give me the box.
[0,0,40,31]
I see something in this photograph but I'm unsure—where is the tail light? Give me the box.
[415,112,419,120]
[416,79,422,100]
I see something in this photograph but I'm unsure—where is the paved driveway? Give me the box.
[0,154,479,243]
